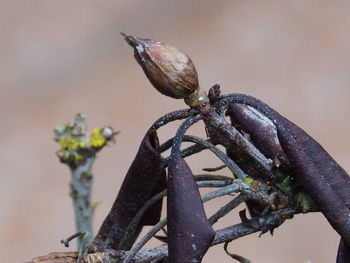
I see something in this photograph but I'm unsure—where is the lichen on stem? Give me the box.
[54,114,117,249]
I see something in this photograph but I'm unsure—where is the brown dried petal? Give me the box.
[167,156,215,263]
[124,34,199,99]
[89,131,165,252]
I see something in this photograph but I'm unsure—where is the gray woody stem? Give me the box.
[29,211,293,263]
[208,194,248,225]
[82,212,291,263]
[118,178,233,250]
[122,182,241,263]
[55,114,117,249]
[202,108,276,178]
[70,157,94,247]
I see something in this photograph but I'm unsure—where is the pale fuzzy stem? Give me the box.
[70,157,95,248]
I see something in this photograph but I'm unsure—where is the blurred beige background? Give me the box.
[1,1,350,262]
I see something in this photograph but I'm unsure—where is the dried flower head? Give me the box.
[123,34,199,99]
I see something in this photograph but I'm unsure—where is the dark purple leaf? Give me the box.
[217,93,350,257]
[225,103,291,218]
[337,238,350,263]
[89,131,165,252]
[139,172,166,226]
[226,103,289,168]
[167,155,215,263]
[276,118,350,245]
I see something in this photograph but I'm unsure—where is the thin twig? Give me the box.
[159,138,175,153]
[148,109,192,133]
[224,241,252,263]
[122,182,241,263]
[209,194,248,225]
[123,219,167,263]
[160,137,216,159]
[212,213,282,245]
[61,232,86,248]
[201,183,240,202]
[180,135,248,180]
[194,174,233,182]
[169,116,203,158]
[119,180,235,250]
[86,211,297,263]
[203,164,227,172]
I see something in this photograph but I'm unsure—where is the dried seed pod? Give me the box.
[123,34,199,99]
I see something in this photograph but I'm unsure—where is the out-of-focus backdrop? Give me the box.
[1,1,350,262]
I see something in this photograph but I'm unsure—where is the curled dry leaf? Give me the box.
[167,155,215,263]
[225,102,291,218]
[217,93,350,259]
[89,131,166,252]
[226,103,289,168]
[337,238,350,263]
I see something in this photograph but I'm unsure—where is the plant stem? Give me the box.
[118,180,233,250]
[123,182,241,262]
[209,194,248,225]
[70,157,94,248]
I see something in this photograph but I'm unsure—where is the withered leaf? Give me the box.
[89,131,165,252]
[217,93,350,258]
[276,118,350,244]
[226,103,289,168]
[337,238,350,263]
[167,155,215,263]
[226,103,291,218]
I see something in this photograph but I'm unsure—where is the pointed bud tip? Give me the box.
[123,35,200,100]
[121,33,136,47]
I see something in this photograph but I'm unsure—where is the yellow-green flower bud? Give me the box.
[123,34,199,99]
